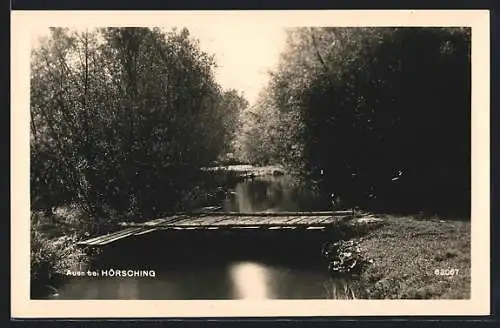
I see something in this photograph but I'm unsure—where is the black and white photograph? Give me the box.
[11,10,490,317]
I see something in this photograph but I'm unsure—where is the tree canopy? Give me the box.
[31,27,249,219]
[235,27,471,215]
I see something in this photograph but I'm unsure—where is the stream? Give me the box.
[40,171,353,300]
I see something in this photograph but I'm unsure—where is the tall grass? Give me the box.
[323,278,358,299]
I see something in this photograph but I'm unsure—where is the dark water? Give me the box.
[221,175,323,212]
[46,175,352,300]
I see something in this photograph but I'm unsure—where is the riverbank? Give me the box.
[30,209,92,298]
[346,214,470,299]
[201,164,286,178]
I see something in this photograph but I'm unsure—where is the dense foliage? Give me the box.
[30,211,90,284]
[31,26,471,219]
[235,27,471,215]
[30,27,248,220]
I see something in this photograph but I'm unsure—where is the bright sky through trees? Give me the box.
[30,25,287,106]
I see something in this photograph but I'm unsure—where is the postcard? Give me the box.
[11,9,490,318]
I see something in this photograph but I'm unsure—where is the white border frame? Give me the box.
[11,10,490,318]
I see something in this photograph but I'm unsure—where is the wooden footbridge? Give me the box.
[77,210,356,247]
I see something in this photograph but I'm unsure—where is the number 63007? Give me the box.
[434,268,459,276]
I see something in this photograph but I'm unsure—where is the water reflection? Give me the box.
[230,262,270,299]
[118,279,139,299]
[222,176,322,212]
[54,260,348,299]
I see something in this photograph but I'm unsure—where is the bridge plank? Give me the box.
[236,215,266,224]
[77,228,132,245]
[173,215,206,226]
[303,215,336,224]
[118,216,182,227]
[267,216,300,224]
[318,216,343,224]
[181,214,224,225]
[133,228,160,236]
[207,217,241,226]
[196,215,236,226]
[143,217,177,227]
[97,228,148,245]
[239,216,275,225]
[267,226,297,230]
[282,216,309,224]
[77,227,145,246]
[174,211,349,217]
[77,211,356,246]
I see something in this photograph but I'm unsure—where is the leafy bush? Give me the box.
[322,239,373,276]
[31,213,89,283]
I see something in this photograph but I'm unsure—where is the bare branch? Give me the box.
[309,28,329,73]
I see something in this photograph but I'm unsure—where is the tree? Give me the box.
[236,27,471,215]
[31,27,249,221]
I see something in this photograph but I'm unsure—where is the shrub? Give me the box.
[31,214,89,283]
[322,239,373,276]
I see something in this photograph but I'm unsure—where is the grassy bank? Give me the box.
[345,214,470,299]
